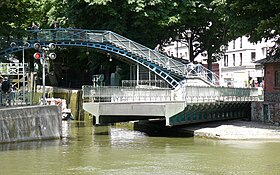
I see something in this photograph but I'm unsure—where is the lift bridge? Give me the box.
[0,28,259,126]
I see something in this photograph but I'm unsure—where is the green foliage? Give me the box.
[66,0,179,48]
[227,0,280,41]
[1,0,279,85]
[226,0,280,58]
[0,0,30,36]
[176,0,233,65]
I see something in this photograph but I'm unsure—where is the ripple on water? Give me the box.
[109,128,148,148]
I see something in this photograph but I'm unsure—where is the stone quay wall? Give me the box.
[0,105,62,143]
[251,101,280,125]
[35,86,91,121]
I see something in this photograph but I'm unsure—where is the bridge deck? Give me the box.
[82,86,260,126]
[83,101,185,125]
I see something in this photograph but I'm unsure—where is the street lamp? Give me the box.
[33,43,56,105]
[186,29,192,61]
[175,35,179,58]
[10,42,30,104]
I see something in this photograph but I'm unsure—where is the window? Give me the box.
[233,54,235,66]
[240,37,242,48]
[251,52,256,61]
[224,55,228,67]
[233,40,235,49]
[239,53,242,66]
[276,71,280,87]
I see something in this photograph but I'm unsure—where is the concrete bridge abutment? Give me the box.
[0,105,62,143]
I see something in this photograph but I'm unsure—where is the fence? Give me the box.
[82,85,171,103]
[121,80,169,88]
[82,85,260,104]
[183,86,259,103]
[0,63,28,75]
[0,91,30,106]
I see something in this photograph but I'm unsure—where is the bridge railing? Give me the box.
[82,85,172,103]
[25,29,107,43]
[0,63,28,75]
[121,80,169,88]
[0,91,31,107]
[103,31,220,86]
[16,28,219,86]
[82,85,260,104]
[183,86,260,103]
[1,29,220,87]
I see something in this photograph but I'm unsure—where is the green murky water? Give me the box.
[0,121,280,175]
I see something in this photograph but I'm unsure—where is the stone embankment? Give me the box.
[185,120,280,140]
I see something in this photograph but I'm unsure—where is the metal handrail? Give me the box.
[121,80,168,88]
[82,85,260,103]
[0,63,28,75]
[104,31,219,85]
[1,28,220,86]
[82,85,172,103]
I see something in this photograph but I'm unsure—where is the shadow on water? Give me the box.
[133,120,194,137]
[0,139,61,152]
[0,120,86,152]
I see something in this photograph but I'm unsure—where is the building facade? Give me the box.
[162,41,206,63]
[220,36,274,87]
[252,58,280,124]
[162,36,274,88]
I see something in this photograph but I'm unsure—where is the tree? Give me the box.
[226,0,280,57]
[0,0,31,51]
[66,0,180,48]
[175,0,233,70]
[0,0,29,35]
[64,0,183,84]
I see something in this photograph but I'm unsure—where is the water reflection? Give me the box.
[0,140,60,152]
[109,128,147,148]
[0,121,280,175]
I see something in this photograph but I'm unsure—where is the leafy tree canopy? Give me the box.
[66,0,180,48]
[227,0,280,57]
[170,0,233,68]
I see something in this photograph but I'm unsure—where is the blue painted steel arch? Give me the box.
[0,28,219,88]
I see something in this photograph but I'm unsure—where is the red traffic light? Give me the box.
[33,52,41,59]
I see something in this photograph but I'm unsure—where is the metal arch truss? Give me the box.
[58,42,180,88]
[95,43,181,89]
[0,28,220,87]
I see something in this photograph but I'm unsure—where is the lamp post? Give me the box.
[10,42,30,104]
[175,35,179,58]
[33,43,56,105]
[186,29,192,61]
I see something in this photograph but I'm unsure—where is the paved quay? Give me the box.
[184,120,280,140]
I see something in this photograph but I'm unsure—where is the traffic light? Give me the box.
[10,42,17,48]
[49,53,56,60]
[48,43,56,50]
[34,43,41,50]
[33,52,41,59]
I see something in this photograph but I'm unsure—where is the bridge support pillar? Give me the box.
[93,124,111,135]
[93,115,100,125]
[165,103,185,126]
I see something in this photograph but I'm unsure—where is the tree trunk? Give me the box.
[207,51,213,81]
[190,36,194,62]
[207,51,213,71]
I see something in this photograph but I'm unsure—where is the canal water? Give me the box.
[0,121,280,175]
